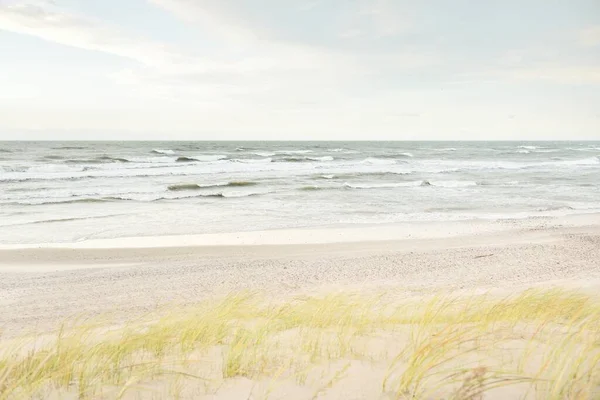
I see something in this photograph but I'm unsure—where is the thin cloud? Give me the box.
[579,26,600,47]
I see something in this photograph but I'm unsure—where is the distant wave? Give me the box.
[28,164,85,173]
[425,180,478,188]
[39,156,129,164]
[344,180,478,189]
[254,152,276,157]
[97,156,130,163]
[176,155,227,162]
[361,157,397,165]
[2,214,128,227]
[569,146,600,152]
[168,181,258,191]
[41,155,66,160]
[381,152,413,158]
[550,156,599,166]
[275,150,312,155]
[175,156,197,163]
[277,156,334,163]
[344,181,422,189]
[299,185,326,191]
[151,149,175,155]
[518,145,538,150]
[516,149,530,154]
[127,156,175,163]
[232,158,272,163]
[52,146,87,150]
[170,191,268,200]
[8,197,119,206]
[0,148,13,153]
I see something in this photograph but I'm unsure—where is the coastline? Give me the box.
[2,211,600,251]
[1,214,600,337]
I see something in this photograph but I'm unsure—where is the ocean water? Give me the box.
[0,141,599,244]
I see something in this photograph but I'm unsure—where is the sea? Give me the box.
[0,141,599,244]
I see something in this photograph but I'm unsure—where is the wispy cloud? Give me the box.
[0,2,177,66]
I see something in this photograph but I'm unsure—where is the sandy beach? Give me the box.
[2,214,600,337]
[1,216,600,398]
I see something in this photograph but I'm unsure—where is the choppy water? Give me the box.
[1,141,599,244]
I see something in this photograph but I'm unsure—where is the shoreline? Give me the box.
[2,211,600,251]
[1,216,600,337]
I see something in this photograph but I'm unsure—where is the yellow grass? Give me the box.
[0,289,599,399]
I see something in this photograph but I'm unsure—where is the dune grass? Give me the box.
[0,289,599,399]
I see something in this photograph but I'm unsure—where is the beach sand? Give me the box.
[1,214,600,336]
[1,215,600,399]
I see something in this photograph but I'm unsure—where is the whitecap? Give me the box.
[360,157,396,165]
[275,150,312,155]
[233,158,273,163]
[152,149,175,155]
[428,180,478,188]
[344,181,421,189]
[128,156,175,163]
[191,155,228,162]
[308,156,334,162]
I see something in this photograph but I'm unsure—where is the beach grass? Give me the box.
[1,289,599,399]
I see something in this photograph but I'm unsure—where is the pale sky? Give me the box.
[0,0,599,140]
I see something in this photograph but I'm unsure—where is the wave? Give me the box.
[361,157,397,165]
[569,146,600,152]
[299,185,325,191]
[254,152,276,157]
[232,158,272,163]
[516,149,530,154]
[328,148,345,152]
[309,156,334,161]
[0,148,12,153]
[9,197,119,206]
[42,155,65,160]
[169,191,267,200]
[518,145,538,150]
[127,156,175,163]
[176,155,227,162]
[27,164,85,173]
[176,156,197,163]
[275,150,312,155]
[52,146,87,150]
[314,174,336,179]
[425,180,478,188]
[168,181,258,191]
[548,156,599,167]
[278,156,334,163]
[344,181,422,189]
[344,180,478,189]
[151,148,175,155]
[64,158,113,164]
[97,156,130,163]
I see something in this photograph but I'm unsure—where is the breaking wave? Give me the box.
[167,181,258,191]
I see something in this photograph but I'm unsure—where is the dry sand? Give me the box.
[1,214,600,337]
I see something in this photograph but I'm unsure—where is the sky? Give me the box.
[0,0,599,140]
